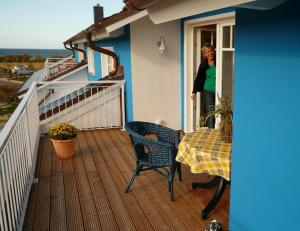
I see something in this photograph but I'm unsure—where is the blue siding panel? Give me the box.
[231,1,300,230]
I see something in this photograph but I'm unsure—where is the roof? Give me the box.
[64,0,164,44]
[18,68,46,94]
[64,9,138,44]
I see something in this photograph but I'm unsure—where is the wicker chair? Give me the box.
[125,121,181,201]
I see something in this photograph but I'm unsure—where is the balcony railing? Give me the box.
[44,56,76,79]
[0,83,40,231]
[0,80,125,230]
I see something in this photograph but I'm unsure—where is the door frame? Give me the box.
[183,12,235,133]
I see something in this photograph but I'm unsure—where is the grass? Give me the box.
[0,62,44,71]
[0,101,18,115]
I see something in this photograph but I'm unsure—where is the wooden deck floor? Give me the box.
[23,129,229,231]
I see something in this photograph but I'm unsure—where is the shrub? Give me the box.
[48,123,77,140]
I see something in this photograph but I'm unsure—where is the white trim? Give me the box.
[184,12,235,27]
[87,47,95,76]
[78,43,85,62]
[184,12,235,133]
[101,47,114,78]
[106,10,148,33]
[72,28,124,44]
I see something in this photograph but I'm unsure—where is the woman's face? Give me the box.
[206,48,215,60]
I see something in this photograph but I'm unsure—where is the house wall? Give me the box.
[230,1,300,230]
[130,16,181,129]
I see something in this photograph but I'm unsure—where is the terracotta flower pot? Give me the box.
[51,138,77,160]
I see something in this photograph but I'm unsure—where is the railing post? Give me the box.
[121,82,126,130]
[45,59,49,79]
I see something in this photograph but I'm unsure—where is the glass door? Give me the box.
[193,25,216,130]
[215,22,235,126]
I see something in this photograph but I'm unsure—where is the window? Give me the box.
[101,47,114,78]
[88,47,95,76]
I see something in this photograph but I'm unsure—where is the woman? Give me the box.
[191,44,216,128]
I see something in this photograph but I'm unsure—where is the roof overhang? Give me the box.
[147,0,255,24]
[72,28,125,45]
[237,0,288,10]
[65,0,288,44]
[106,10,148,33]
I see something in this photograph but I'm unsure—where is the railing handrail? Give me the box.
[45,55,73,62]
[36,80,125,89]
[0,82,37,154]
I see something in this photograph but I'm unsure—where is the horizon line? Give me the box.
[0,48,68,50]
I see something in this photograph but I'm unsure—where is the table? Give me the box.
[176,128,232,219]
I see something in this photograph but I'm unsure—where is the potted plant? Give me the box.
[48,123,77,159]
[200,96,233,142]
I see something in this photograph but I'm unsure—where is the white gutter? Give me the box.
[106,10,148,33]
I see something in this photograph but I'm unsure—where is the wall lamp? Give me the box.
[157,36,167,54]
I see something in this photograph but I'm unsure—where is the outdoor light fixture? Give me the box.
[157,36,167,54]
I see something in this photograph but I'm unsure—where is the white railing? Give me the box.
[0,83,40,231]
[0,80,125,230]
[44,56,76,79]
[37,80,126,133]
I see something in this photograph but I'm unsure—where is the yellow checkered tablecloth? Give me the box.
[176,128,232,181]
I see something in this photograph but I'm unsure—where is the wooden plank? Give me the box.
[39,137,52,178]
[50,175,66,231]
[34,136,44,178]
[63,175,85,231]
[22,184,37,231]
[32,177,51,231]
[86,131,152,231]
[103,129,189,231]
[93,130,173,231]
[86,171,119,231]
[79,131,136,231]
[23,137,44,231]
[76,133,97,173]
[63,159,74,176]
[72,141,102,231]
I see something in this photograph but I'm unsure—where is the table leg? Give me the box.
[192,176,227,220]
[192,176,220,189]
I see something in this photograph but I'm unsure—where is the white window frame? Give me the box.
[101,47,114,78]
[184,12,235,133]
[87,47,95,76]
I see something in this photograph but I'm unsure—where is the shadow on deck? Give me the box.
[23,129,229,231]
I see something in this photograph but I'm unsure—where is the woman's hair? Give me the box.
[202,43,214,57]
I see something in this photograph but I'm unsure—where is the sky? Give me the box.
[0,0,124,49]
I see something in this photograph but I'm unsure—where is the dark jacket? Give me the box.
[192,59,209,93]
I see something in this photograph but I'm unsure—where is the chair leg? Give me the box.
[177,163,182,181]
[168,166,176,201]
[125,164,142,193]
[168,180,174,201]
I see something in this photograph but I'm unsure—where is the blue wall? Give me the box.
[230,1,300,230]
[86,26,133,122]
[180,7,235,129]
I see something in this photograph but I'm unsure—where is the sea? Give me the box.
[0,48,72,58]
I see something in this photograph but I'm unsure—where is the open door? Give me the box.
[193,25,216,130]
[184,14,235,133]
